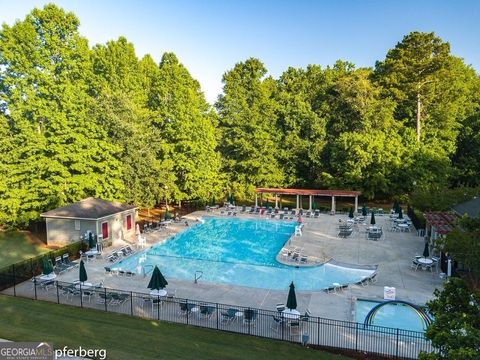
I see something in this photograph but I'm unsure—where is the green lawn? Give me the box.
[0,296,351,360]
[0,232,49,268]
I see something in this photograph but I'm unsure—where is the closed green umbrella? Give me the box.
[265,198,270,209]
[42,256,53,276]
[398,207,403,219]
[210,196,215,206]
[423,242,430,258]
[88,232,95,249]
[312,200,317,210]
[148,265,168,290]
[286,281,297,310]
[393,201,400,213]
[349,207,354,218]
[165,207,171,221]
[362,205,367,217]
[79,260,88,284]
[370,212,376,225]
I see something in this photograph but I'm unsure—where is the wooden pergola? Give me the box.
[254,188,362,213]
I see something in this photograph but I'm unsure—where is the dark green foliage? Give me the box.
[216,58,285,200]
[410,186,480,212]
[438,216,480,278]
[0,4,123,227]
[1,4,480,227]
[419,278,480,360]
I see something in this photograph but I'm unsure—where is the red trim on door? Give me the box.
[126,215,132,230]
[102,222,109,239]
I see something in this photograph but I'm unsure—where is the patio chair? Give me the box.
[270,315,284,332]
[54,256,68,273]
[200,305,215,319]
[410,259,420,271]
[288,321,301,338]
[243,309,258,325]
[38,279,55,292]
[220,308,237,324]
[178,302,190,316]
[276,303,286,313]
[81,289,96,302]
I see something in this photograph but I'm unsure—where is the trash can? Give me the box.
[302,333,309,346]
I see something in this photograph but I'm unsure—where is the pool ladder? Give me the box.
[194,270,203,284]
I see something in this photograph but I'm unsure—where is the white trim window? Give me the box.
[74,220,81,231]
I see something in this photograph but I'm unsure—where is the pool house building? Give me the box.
[40,197,137,247]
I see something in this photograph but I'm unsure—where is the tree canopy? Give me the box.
[1,4,480,227]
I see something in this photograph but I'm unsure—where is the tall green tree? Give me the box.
[216,58,284,199]
[91,38,164,209]
[0,4,123,226]
[452,111,480,186]
[150,53,223,204]
[274,66,327,187]
[374,31,477,147]
[419,278,480,360]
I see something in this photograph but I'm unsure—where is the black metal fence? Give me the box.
[0,241,86,292]
[1,272,434,359]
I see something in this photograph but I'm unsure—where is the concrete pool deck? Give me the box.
[4,210,444,322]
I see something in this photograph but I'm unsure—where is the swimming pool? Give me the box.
[112,217,375,291]
[355,299,431,332]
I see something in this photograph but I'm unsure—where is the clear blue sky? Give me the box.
[1,0,479,103]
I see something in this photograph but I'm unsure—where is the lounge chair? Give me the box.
[110,293,129,305]
[276,303,286,312]
[300,309,312,322]
[97,292,113,305]
[62,254,78,269]
[356,276,370,287]
[324,285,336,293]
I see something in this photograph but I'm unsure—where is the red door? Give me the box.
[126,215,132,230]
[102,222,109,239]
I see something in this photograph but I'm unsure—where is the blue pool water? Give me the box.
[112,217,375,291]
[355,300,429,332]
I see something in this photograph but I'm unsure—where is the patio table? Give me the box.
[282,309,300,319]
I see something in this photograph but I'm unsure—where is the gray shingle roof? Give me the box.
[41,197,136,219]
[452,197,480,218]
